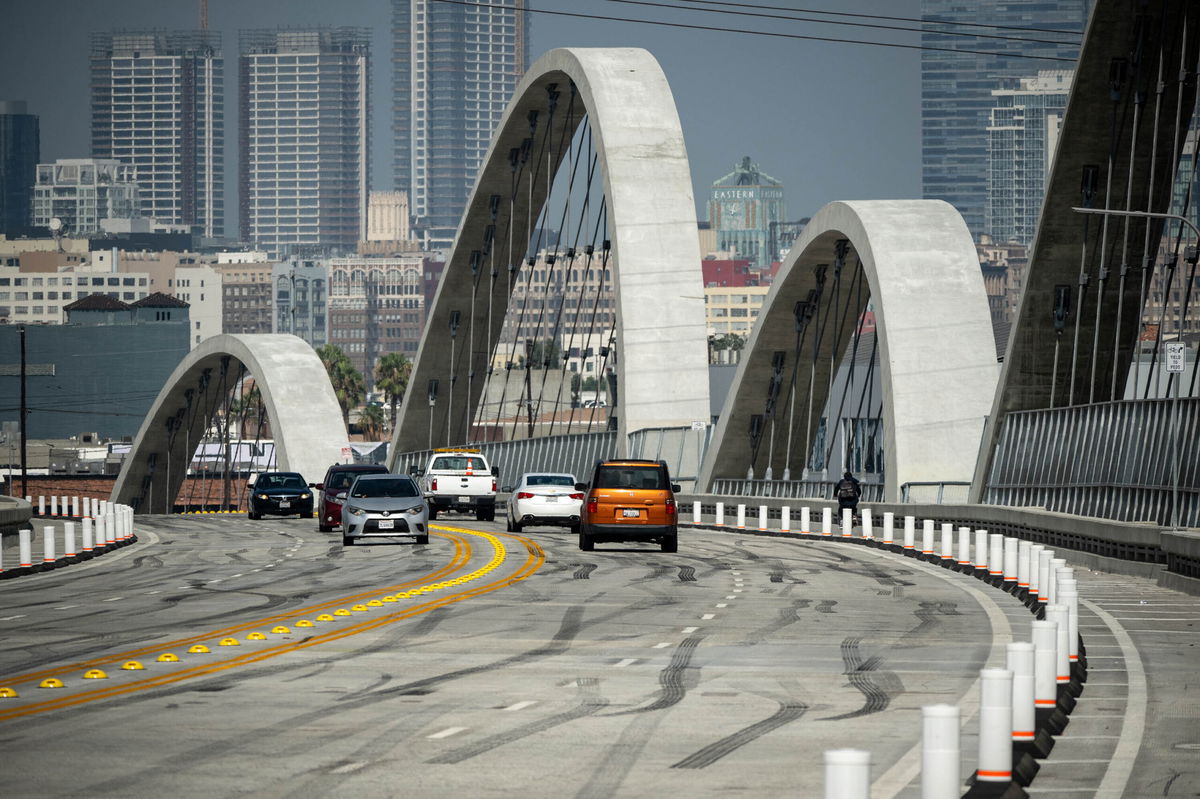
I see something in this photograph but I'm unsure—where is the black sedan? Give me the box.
[248,472,314,519]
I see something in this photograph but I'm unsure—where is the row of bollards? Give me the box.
[1,499,136,579]
[694,501,1084,799]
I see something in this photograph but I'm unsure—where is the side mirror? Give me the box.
[501,486,513,493]
[671,484,681,493]
[491,466,499,477]
[411,468,423,477]
[311,482,323,489]
[575,482,589,491]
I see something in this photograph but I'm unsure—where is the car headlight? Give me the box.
[257,494,269,500]
[300,492,311,499]
[345,506,364,515]
[403,505,426,515]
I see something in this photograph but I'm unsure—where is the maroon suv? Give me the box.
[314,463,390,532]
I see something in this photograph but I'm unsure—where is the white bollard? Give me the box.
[42,525,56,563]
[1003,537,1019,583]
[940,522,954,561]
[82,516,94,552]
[38,495,45,515]
[800,506,811,534]
[821,507,832,536]
[1028,544,1045,599]
[692,501,701,525]
[50,495,58,516]
[96,514,108,546]
[122,507,132,541]
[72,496,80,517]
[976,668,1014,784]
[63,522,76,558]
[903,515,916,550]
[861,508,873,539]
[882,511,894,544]
[715,502,725,526]
[921,519,935,556]
[1017,539,1032,590]
[60,495,68,516]
[1058,580,1080,663]
[841,507,853,537]
[824,749,870,799]
[989,533,1004,577]
[19,527,33,567]
[736,504,746,530]
[1048,557,1067,605]
[957,525,972,567]
[1045,604,1071,686]
[921,704,960,799]
[780,505,791,532]
[1006,642,1036,744]
[84,496,93,518]
[974,528,989,572]
[758,504,767,532]
[1037,550,1055,604]
[1031,619,1059,712]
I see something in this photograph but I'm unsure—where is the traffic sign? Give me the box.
[1165,341,1185,373]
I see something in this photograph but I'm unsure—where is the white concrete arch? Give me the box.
[390,48,709,457]
[113,334,347,513]
[697,200,998,501]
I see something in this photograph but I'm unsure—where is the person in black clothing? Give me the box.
[836,471,862,517]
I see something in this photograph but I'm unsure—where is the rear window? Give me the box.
[351,478,420,499]
[431,456,487,471]
[527,475,574,487]
[328,468,386,490]
[595,465,667,490]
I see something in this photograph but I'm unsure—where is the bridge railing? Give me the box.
[713,478,884,502]
[392,431,618,487]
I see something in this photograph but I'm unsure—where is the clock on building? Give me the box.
[723,200,744,226]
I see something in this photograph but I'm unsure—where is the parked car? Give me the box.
[576,459,680,552]
[504,472,583,532]
[248,472,313,520]
[314,463,390,532]
[341,473,429,546]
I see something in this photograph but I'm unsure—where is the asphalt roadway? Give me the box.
[0,514,1195,797]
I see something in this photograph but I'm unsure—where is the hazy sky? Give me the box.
[1,0,922,226]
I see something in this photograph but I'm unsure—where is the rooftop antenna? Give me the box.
[200,0,208,31]
[49,217,62,253]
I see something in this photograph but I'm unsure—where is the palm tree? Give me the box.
[374,352,412,428]
[317,344,366,426]
[357,403,388,440]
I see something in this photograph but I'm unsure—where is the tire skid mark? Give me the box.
[816,599,837,614]
[573,563,597,580]
[821,636,904,721]
[632,564,672,583]
[671,700,808,769]
[740,599,811,646]
[606,636,703,716]
[426,677,608,764]
[676,566,697,582]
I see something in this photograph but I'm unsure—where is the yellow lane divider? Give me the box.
[0,529,544,722]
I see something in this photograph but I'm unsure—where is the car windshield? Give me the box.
[432,456,487,471]
[351,478,420,499]
[595,465,666,490]
[526,475,574,487]
[258,474,306,490]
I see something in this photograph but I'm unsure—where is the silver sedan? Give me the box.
[505,472,583,533]
[341,474,429,546]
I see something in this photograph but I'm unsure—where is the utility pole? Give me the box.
[19,325,27,497]
[200,0,208,31]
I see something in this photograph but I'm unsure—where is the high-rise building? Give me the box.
[708,157,786,269]
[90,31,224,238]
[272,258,328,348]
[393,0,531,248]
[240,28,370,256]
[920,0,1089,240]
[32,158,141,235]
[986,71,1073,246]
[0,101,39,236]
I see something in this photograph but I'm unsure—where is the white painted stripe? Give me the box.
[732,589,743,593]
[726,595,737,599]
[1035,759,1120,764]
[681,626,698,634]
[427,727,467,740]
[0,615,26,620]
[504,700,538,712]
[614,658,638,668]
[54,605,78,610]
[207,580,222,584]
[230,573,243,579]
[103,596,123,602]
[146,590,161,595]
[701,613,716,620]
[1084,598,1147,799]
[653,642,671,649]
[716,603,728,608]
[330,761,366,774]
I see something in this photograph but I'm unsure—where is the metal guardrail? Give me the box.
[713,478,885,503]
[985,398,1199,528]
[392,431,618,486]
[900,482,972,504]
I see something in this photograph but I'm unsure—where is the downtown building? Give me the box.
[392,0,531,248]
[31,158,141,235]
[239,28,370,257]
[90,31,224,238]
[920,0,1089,240]
[0,100,39,236]
[708,157,786,269]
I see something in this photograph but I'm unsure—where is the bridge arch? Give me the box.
[698,200,998,501]
[113,334,346,512]
[389,47,709,459]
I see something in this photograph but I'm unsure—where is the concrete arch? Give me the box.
[698,200,998,501]
[113,334,347,513]
[390,48,709,458]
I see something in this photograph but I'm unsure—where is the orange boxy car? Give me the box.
[576,459,680,552]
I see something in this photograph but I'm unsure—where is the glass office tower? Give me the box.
[0,101,39,236]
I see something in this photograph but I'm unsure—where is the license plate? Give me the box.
[544,496,559,503]
[458,496,472,503]
[279,500,291,508]
[622,508,640,518]
[378,519,394,529]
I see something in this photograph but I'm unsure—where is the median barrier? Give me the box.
[0,495,137,580]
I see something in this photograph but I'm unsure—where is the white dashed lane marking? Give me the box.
[653,642,671,649]
[54,606,78,610]
[103,597,123,602]
[614,658,639,668]
[427,727,467,740]
[701,613,716,620]
[0,615,27,621]
[682,626,698,634]
[504,701,538,712]
[716,603,728,608]
[329,762,366,775]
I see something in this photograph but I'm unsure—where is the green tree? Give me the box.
[357,403,388,440]
[228,384,269,438]
[374,352,412,428]
[518,338,561,369]
[317,344,366,426]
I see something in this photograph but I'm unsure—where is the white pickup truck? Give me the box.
[417,448,498,521]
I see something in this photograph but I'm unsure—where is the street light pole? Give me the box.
[1072,206,1197,529]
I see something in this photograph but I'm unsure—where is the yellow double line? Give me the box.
[0,527,545,721]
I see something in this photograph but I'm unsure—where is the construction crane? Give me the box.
[200,0,208,31]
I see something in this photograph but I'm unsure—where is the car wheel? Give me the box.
[305,511,314,519]
[579,529,594,551]
[342,534,352,546]
[511,517,522,532]
[319,523,332,533]
[477,506,494,522]
[415,535,429,545]
[661,534,678,553]
[505,516,514,532]
[248,511,260,520]
[429,507,438,520]
[569,522,580,536]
